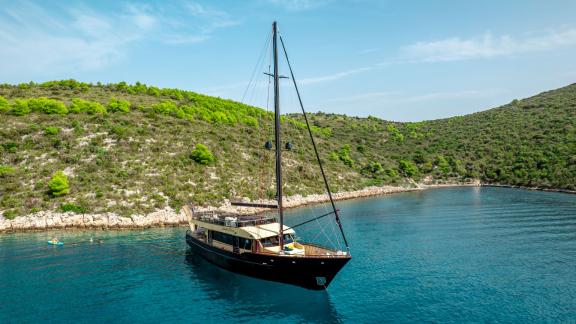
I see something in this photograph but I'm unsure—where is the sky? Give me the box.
[1,0,575,121]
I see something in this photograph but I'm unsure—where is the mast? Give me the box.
[272,21,284,248]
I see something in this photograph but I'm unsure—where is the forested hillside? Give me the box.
[1,80,574,219]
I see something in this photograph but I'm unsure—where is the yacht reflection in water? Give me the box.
[184,251,342,323]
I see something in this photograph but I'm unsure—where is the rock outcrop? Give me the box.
[0,185,418,232]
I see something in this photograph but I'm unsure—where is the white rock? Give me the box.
[60,213,83,228]
[91,214,109,228]
[132,215,155,227]
[0,218,10,231]
[10,216,31,230]
[29,216,46,229]
[118,216,134,227]
[107,214,120,227]
[46,214,63,228]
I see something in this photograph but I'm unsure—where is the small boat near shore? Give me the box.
[47,240,63,246]
[185,21,351,290]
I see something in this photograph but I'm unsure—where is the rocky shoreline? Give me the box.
[479,183,576,194]
[0,185,423,233]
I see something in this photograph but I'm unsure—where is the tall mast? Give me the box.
[272,21,284,248]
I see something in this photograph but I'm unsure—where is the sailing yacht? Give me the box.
[185,22,351,290]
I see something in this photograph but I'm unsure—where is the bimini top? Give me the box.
[183,205,294,240]
[190,218,295,240]
[241,222,295,240]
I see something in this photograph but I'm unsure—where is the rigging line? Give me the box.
[251,39,272,202]
[280,48,336,250]
[315,209,338,250]
[243,31,271,105]
[290,210,338,229]
[281,54,323,237]
[312,216,337,249]
[286,85,337,248]
[263,65,276,200]
[279,34,350,251]
[258,63,272,201]
[329,205,343,250]
[241,30,271,104]
[245,47,269,108]
[247,39,270,200]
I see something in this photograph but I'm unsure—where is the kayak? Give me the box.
[47,241,64,246]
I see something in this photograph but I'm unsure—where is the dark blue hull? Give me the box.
[186,233,350,290]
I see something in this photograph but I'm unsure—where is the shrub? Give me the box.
[48,171,70,197]
[70,98,106,114]
[148,86,161,97]
[0,165,16,177]
[10,99,30,115]
[387,124,404,142]
[399,160,418,177]
[2,209,17,220]
[107,98,131,113]
[1,142,18,153]
[385,168,398,178]
[111,125,126,137]
[44,126,60,136]
[365,161,383,174]
[190,144,215,165]
[0,95,8,112]
[435,155,451,174]
[336,144,354,167]
[40,79,90,91]
[241,116,258,127]
[152,100,183,117]
[60,203,85,213]
[28,97,68,114]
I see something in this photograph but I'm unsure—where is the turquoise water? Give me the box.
[1,187,575,323]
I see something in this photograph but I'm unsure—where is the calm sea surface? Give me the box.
[1,187,575,323]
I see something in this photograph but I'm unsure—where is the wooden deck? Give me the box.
[302,243,342,256]
[187,230,348,258]
[260,243,348,258]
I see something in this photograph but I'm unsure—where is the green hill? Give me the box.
[1,80,575,219]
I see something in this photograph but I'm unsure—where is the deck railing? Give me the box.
[188,209,276,228]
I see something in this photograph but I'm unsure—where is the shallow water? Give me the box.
[1,187,575,322]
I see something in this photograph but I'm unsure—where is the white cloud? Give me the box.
[164,34,211,45]
[403,28,576,62]
[0,1,240,77]
[397,90,503,102]
[174,1,241,44]
[332,89,505,104]
[124,4,158,30]
[299,67,374,85]
[0,3,140,75]
[199,66,377,97]
[328,91,396,102]
[358,48,379,54]
[184,2,228,18]
[264,0,330,11]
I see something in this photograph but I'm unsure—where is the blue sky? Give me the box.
[1,0,575,121]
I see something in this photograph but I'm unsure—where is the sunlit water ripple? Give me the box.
[1,187,575,322]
